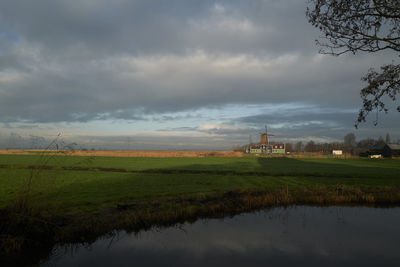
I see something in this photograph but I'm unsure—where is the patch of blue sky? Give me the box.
[0,29,19,43]
[0,29,19,56]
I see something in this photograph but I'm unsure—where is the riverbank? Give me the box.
[3,187,400,266]
[1,154,399,264]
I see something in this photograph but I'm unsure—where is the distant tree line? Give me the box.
[235,132,399,155]
[285,133,398,155]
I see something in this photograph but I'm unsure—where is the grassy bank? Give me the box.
[0,154,400,264]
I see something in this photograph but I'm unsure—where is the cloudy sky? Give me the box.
[0,0,399,149]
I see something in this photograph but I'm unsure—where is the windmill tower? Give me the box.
[260,125,274,145]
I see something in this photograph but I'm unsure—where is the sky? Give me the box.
[0,0,399,150]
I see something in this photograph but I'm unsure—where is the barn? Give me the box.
[382,144,400,158]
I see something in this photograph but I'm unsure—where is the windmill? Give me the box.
[260,125,274,145]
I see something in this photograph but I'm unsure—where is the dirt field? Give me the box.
[0,149,244,158]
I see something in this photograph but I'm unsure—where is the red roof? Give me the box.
[272,144,285,149]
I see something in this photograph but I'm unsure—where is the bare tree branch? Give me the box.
[357,63,400,127]
[306,0,400,126]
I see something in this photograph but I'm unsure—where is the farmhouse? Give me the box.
[382,144,400,158]
[272,144,285,154]
[248,144,286,154]
[249,145,262,154]
[246,126,286,154]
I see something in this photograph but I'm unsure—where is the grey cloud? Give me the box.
[0,1,211,56]
[152,114,201,122]
[233,105,400,142]
[0,0,315,57]
[197,125,254,137]
[238,107,358,127]
[157,126,198,132]
[0,0,398,134]
[1,51,390,123]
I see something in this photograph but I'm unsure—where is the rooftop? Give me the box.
[387,143,400,150]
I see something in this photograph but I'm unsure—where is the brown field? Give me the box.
[0,149,360,158]
[0,149,244,158]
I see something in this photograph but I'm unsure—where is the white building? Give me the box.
[332,150,343,155]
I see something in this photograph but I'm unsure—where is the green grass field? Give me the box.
[0,154,399,215]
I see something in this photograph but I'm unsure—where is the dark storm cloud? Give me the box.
[0,0,398,126]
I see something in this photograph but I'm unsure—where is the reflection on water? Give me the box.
[41,206,400,267]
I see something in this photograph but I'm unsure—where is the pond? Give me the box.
[41,206,400,267]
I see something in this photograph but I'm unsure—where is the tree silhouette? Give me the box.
[306,0,400,127]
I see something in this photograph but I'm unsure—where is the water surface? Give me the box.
[42,206,400,266]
